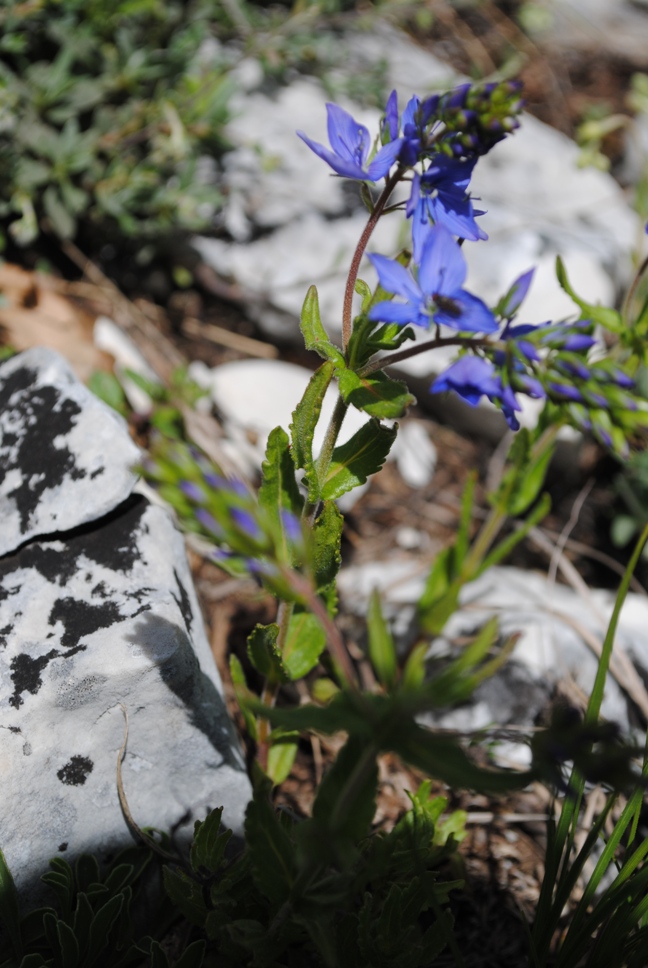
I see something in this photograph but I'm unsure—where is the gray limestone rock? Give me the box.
[0,347,141,556]
[0,350,251,902]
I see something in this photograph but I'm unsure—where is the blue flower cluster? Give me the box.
[297,84,639,446]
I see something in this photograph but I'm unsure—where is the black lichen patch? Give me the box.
[57,755,93,786]
[172,569,194,634]
[0,622,13,649]
[67,495,147,574]
[48,597,122,651]
[0,369,86,533]
[58,842,68,852]
[9,649,60,708]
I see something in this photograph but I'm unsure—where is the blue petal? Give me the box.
[384,90,399,141]
[368,300,424,326]
[418,225,466,296]
[428,193,488,242]
[326,103,370,167]
[368,253,422,304]
[434,289,498,333]
[367,138,404,180]
[501,268,535,317]
[296,131,367,179]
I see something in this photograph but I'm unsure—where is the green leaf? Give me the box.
[86,893,124,966]
[493,427,554,516]
[322,419,397,500]
[0,848,22,960]
[290,361,335,497]
[388,721,534,793]
[283,607,326,680]
[555,256,622,331]
[190,807,232,875]
[175,940,207,968]
[149,940,171,968]
[258,426,304,563]
[300,286,345,367]
[311,735,378,843]
[247,623,289,683]
[366,323,416,352]
[338,369,415,419]
[74,854,100,894]
[162,868,207,927]
[42,859,75,919]
[229,655,258,742]
[244,781,295,904]
[88,370,130,417]
[72,893,93,959]
[266,730,299,785]
[311,501,343,600]
[43,913,80,968]
[417,548,459,636]
[43,185,75,239]
[367,590,397,689]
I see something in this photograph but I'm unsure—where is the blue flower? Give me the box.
[297,103,403,182]
[368,225,498,333]
[430,355,522,428]
[499,268,535,319]
[407,157,487,260]
[383,90,439,165]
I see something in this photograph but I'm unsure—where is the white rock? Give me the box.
[390,420,437,488]
[0,351,251,900]
[93,316,159,413]
[0,348,141,556]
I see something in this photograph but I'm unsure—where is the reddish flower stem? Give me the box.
[342,168,403,351]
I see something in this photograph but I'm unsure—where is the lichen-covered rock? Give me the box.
[0,347,141,556]
[0,350,251,901]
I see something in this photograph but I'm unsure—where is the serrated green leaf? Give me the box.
[103,863,133,895]
[247,622,289,683]
[0,847,22,960]
[290,361,335,500]
[190,808,232,876]
[244,783,295,904]
[258,426,304,563]
[283,608,326,679]
[300,285,345,367]
[322,419,397,500]
[338,369,415,419]
[311,501,343,599]
[367,590,397,689]
[266,731,299,785]
[162,868,207,927]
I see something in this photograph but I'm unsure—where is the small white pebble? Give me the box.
[395,526,423,550]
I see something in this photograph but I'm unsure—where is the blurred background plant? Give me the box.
[0,0,234,250]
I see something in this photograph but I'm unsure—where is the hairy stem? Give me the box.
[342,168,403,350]
[360,334,494,377]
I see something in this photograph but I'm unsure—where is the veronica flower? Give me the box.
[430,355,522,429]
[407,157,487,260]
[383,90,439,165]
[297,103,403,182]
[368,225,497,333]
